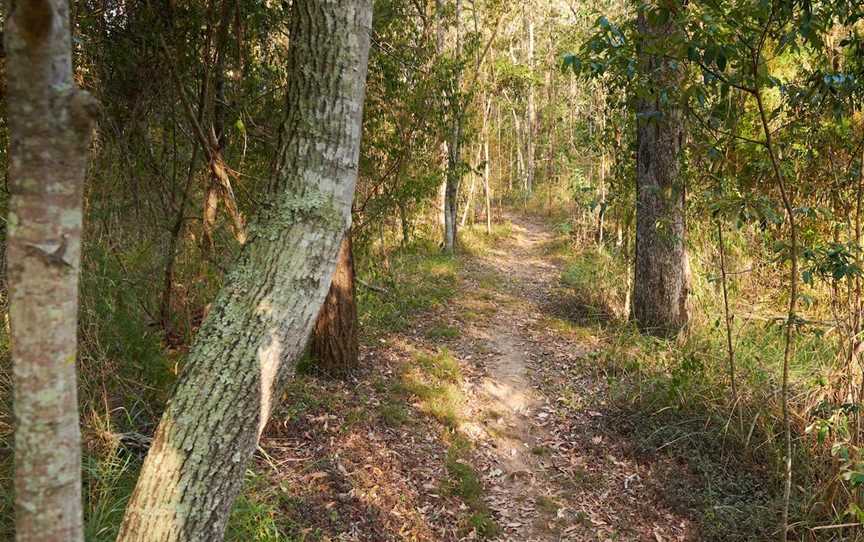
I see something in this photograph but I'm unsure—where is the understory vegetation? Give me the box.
[5,0,864,540]
[544,198,864,540]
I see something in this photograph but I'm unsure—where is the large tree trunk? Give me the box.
[116,1,372,540]
[632,4,690,337]
[5,1,96,540]
[311,234,359,376]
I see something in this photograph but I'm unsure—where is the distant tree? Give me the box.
[4,0,97,540]
[116,0,373,539]
[443,0,464,253]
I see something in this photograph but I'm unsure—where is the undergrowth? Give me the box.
[546,209,860,541]
[0,222,498,539]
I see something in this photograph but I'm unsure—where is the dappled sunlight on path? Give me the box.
[445,214,695,542]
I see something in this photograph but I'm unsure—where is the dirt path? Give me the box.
[446,214,695,541]
[257,213,697,542]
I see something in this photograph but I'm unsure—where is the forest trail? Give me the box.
[255,214,699,542]
[444,214,695,541]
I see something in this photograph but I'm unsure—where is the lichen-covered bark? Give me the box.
[116,1,372,540]
[632,4,690,337]
[311,234,359,376]
[5,0,96,540]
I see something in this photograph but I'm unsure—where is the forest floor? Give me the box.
[247,214,699,542]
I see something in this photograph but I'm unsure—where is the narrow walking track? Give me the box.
[257,214,697,541]
[444,215,695,541]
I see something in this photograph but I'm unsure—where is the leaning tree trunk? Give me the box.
[311,233,359,376]
[5,2,96,541]
[116,1,372,540]
[632,4,690,338]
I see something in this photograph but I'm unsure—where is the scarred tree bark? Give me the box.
[311,233,359,376]
[5,0,97,540]
[632,3,690,337]
[116,1,372,540]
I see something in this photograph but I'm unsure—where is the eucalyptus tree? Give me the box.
[679,0,864,535]
[116,0,373,538]
[4,0,96,540]
[443,0,465,253]
[311,234,359,375]
[567,1,691,337]
[632,2,690,337]
[572,0,864,535]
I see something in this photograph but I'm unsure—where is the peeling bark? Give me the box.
[116,1,372,540]
[5,0,96,539]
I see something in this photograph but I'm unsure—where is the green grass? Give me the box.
[559,249,629,323]
[226,475,296,542]
[378,402,410,427]
[550,228,846,540]
[402,350,464,429]
[82,452,142,542]
[460,222,514,255]
[442,436,499,539]
[425,324,460,340]
[357,239,459,337]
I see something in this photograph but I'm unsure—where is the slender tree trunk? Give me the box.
[523,8,535,195]
[311,234,359,376]
[202,0,238,249]
[717,222,738,398]
[512,109,525,192]
[436,0,448,235]
[597,153,607,247]
[443,0,463,253]
[5,1,97,540]
[632,6,690,337]
[461,146,478,227]
[444,127,462,251]
[398,199,411,246]
[117,2,372,540]
[161,147,199,338]
[484,136,492,234]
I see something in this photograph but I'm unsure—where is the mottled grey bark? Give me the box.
[632,5,690,337]
[5,0,97,540]
[116,1,372,540]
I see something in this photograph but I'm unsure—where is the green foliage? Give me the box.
[226,476,290,542]
[560,249,630,322]
[79,244,175,420]
[357,239,459,337]
[82,453,141,542]
[443,436,500,539]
